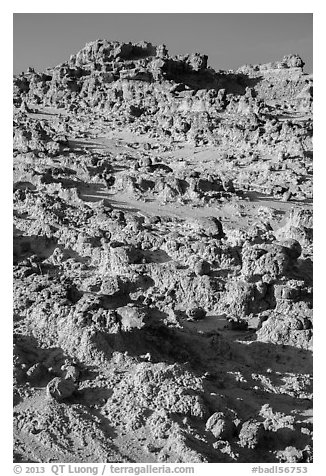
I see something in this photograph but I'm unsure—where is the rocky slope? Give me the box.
[13,41,313,463]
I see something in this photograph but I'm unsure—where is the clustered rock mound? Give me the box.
[13,41,312,464]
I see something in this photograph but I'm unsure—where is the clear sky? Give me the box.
[13,13,313,75]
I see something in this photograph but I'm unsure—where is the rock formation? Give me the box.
[13,41,313,464]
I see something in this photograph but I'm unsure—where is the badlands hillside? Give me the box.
[13,40,313,463]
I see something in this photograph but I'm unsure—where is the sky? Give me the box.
[13,12,313,75]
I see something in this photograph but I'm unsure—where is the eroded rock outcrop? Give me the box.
[13,40,313,464]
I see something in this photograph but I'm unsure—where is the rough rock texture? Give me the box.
[13,41,312,464]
